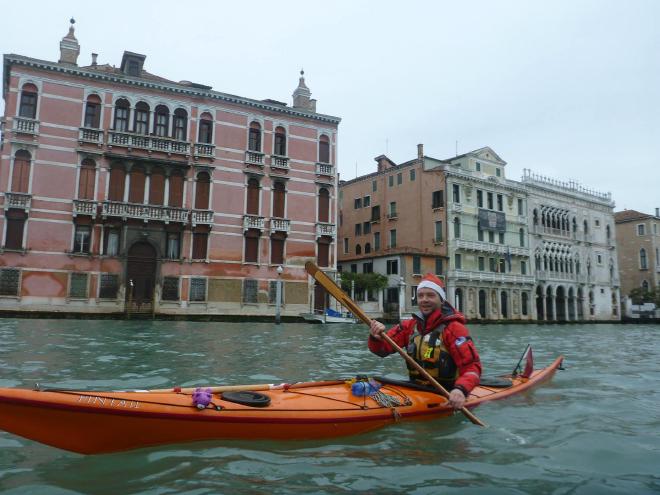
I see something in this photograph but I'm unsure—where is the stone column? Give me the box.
[163,174,170,207]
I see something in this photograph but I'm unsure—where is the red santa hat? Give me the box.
[417,273,446,300]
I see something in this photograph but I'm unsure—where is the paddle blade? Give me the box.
[521,346,534,379]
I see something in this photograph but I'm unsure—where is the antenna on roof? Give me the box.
[455,140,458,157]
[355,161,358,179]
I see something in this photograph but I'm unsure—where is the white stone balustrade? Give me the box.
[316,222,336,238]
[4,192,32,210]
[271,155,290,169]
[315,163,333,176]
[194,143,215,158]
[447,270,535,284]
[78,127,103,145]
[455,239,530,257]
[102,201,189,223]
[270,218,291,233]
[191,209,214,226]
[245,151,265,166]
[72,199,97,216]
[107,131,190,155]
[243,214,265,231]
[12,117,39,135]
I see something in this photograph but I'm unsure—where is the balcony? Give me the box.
[271,155,290,170]
[101,201,189,223]
[194,143,215,159]
[387,212,398,220]
[243,214,265,231]
[4,192,31,210]
[191,209,214,226]
[270,217,291,233]
[12,117,39,136]
[245,150,265,166]
[316,222,336,238]
[455,239,530,257]
[316,162,333,176]
[72,199,97,217]
[78,127,103,146]
[107,131,190,156]
[447,269,535,285]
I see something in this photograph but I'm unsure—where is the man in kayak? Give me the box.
[368,273,481,410]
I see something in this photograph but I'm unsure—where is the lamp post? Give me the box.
[275,265,283,325]
[398,276,406,322]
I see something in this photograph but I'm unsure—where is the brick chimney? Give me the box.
[59,19,80,66]
[417,143,424,160]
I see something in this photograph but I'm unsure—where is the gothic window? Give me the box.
[198,113,213,144]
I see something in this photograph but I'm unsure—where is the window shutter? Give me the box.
[5,217,25,250]
[195,173,211,210]
[318,188,330,223]
[108,168,125,201]
[11,152,31,193]
[129,169,145,203]
[149,171,165,205]
[192,232,209,259]
[246,179,260,215]
[168,174,184,207]
[273,182,285,217]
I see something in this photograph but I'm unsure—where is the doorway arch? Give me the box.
[126,241,157,307]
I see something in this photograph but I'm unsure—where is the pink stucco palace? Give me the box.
[0,22,340,317]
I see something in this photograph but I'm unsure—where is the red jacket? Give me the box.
[368,303,482,395]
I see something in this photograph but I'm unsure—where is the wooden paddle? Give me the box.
[305,261,486,427]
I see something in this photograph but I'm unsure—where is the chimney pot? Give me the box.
[417,143,423,160]
[91,53,98,66]
[656,207,659,217]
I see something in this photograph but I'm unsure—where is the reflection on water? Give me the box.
[0,319,659,494]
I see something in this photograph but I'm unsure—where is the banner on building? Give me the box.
[478,209,506,232]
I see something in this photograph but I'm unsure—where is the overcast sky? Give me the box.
[2,1,658,214]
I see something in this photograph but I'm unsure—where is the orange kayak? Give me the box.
[0,356,563,454]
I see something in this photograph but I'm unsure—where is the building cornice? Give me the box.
[3,54,341,125]
[445,169,527,194]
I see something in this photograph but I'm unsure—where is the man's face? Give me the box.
[417,288,442,316]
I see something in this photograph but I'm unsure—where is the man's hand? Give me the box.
[448,388,466,410]
[369,319,386,340]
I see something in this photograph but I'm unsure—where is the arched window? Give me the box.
[519,228,525,247]
[11,150,31,193]
[319,135,330,163]
[154,105,170,137]
[640,248,648,270]
[606,225,611,240]
[453,217,461,239]
[84,94,102,128]
[198,112,213,144]
[246,178,260,215]
[194,172,211,210]
[274,126,287,156]
[365,243,371,254]
[113,98,130,132]
[583,219,588,234]
[272,181,286,218]
[149,167,165,205]
[173,108,188,141]
[248,122,261,152]
[19,83,38,119]
[108,166,126,201]
[318,188,330,223]
[133,101,150,134]
[77,159,96,200]
[521,292,529,316]
[356,244,362,255]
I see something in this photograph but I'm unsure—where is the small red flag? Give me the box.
[521,347,534,378]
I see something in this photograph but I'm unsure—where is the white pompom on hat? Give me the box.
[416,273,446,300]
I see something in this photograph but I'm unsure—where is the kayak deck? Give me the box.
[0,356,563,454]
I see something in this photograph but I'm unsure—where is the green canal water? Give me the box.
[0,319,658,494]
